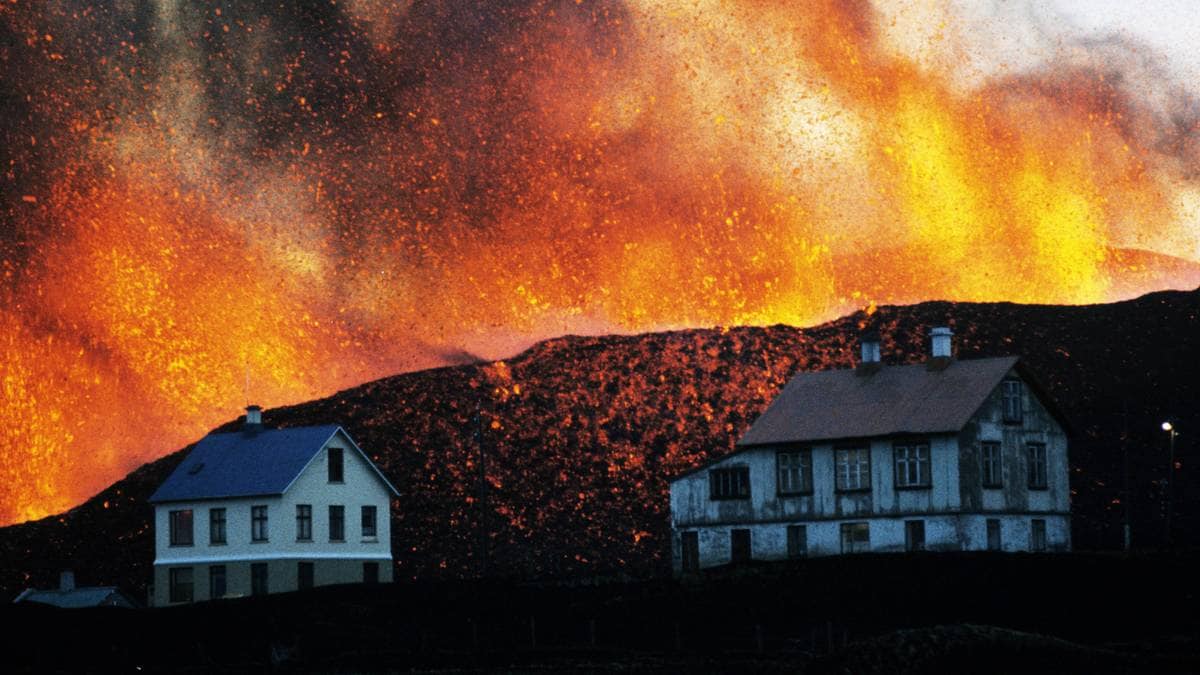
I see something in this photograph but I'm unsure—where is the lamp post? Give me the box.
[1122,402,1131,552]
[1162,421,1177,548]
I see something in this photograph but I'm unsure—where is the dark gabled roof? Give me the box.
[737,356,1023,447]
[14,587,139,608]
[149,425,398,503]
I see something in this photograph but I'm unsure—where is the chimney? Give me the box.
[927,326,953,370]
[857,329,882,376]
[244,404,263,431]
[60,570,75,592]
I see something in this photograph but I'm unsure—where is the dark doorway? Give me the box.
[730,529,752,563]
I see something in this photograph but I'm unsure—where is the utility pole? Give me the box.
[1122,401,1131,552]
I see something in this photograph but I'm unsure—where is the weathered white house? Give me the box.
[148,406,398,605]
[669,327,1072,572]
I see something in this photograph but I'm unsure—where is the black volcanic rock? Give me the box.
[2,288,1198,599]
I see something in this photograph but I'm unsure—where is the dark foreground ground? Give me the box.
[7,550,1200,673]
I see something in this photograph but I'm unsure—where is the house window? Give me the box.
[680,531,700,572]
[209,565,226,599]
[894,442,931,488]
[981,442,1003,488]
[168,567,193,603]
[251,505,269,542]
[1002,379,1022,423]
[1031,519,1047,552]
[730,528,752,563]
[835,448,871,492]
[363,562,380,585]
[777,449,813,495]
[251,563,268,595]
[328,447,344,482]
[1027,443,1048,489]
[840,522,870,554]
[298,562,314,590]
[169,509,193,546]
[361,505,377,539]
[296,504,312,541]
[209,508,226,545]
[986,519,1002,551]
[329,505,345,541]
[905,520,926,552]
[787,525,807,559]
[709,466,750,500]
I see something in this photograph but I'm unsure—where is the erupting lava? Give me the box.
[2,0,1199,524]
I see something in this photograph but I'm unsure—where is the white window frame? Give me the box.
[776,449,813,495]
[893,442,931,488]
[209,507,226,545]
[251,562,269,595]
[709,466,751,500]
[251,505,269,542]
[169,509,193,546]
[296,504,313,541]
[981,442,1003,488]
[169,567,193,603]
[361,505,377,539]
[1002,379,1023,423]
[329,504,346,542]
[209,564,227,599]
[835,448,871,492]
[1027,443,1048,489]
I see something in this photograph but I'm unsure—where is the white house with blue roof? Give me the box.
[148,406,398,606]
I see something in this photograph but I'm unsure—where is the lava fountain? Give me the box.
[1,0,1198,523]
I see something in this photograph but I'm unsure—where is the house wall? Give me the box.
[957,368,1071,517]
[152,429,393,606]
[670,434,963,530]
[674,514,1071,568]
[153,558,393,605]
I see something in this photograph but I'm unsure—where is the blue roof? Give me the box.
[149,425,396,503]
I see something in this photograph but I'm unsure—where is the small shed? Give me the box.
[13,571,140,608]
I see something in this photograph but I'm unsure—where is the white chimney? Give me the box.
[860,331,881,364]
[930,326,953,359]
[857,330,882,376]
[245,404,263,428]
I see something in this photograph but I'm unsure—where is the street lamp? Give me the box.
[1162,421,1178,548]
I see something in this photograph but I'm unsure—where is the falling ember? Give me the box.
[1,1,1199,524]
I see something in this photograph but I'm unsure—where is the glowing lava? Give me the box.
[1,0,1198,523]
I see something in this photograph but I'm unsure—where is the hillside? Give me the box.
[2,288,1198,598]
